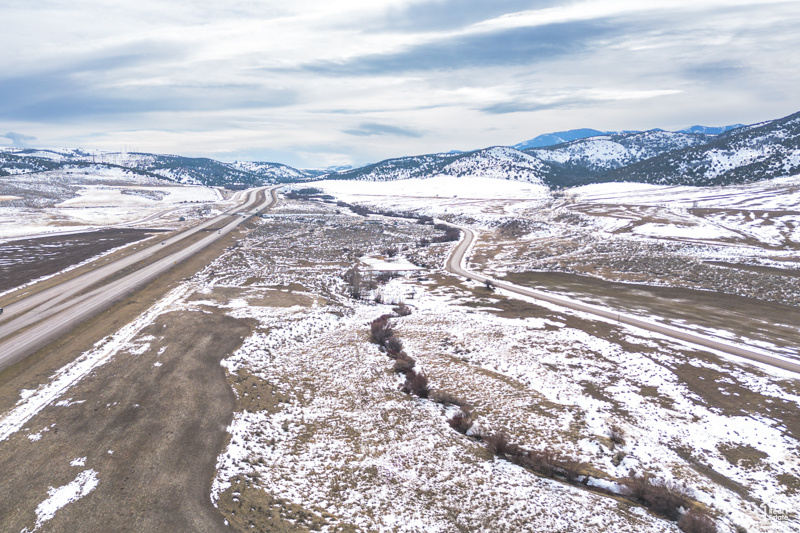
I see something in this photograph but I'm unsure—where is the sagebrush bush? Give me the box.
[385,348,407,360]
[429,390,468,408]
[621,473,651,501]
[678,510,717,533]
[623,475,690,521]
[484,432,522,458]
[448,410,473,434]
[401,371,430,398]
[558,456,584,483]
[376,271,398,283]
[393,303,412,316]
[385,336,403,353]
[646,478,690,521]
[608,424,625,446]
[370,314,394,345]
[519,448,562,478]
[393,357,416,374]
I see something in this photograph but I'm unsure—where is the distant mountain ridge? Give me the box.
[513,123,745,150]
[325,112,799,188]
[677,124,744,135]
[513,129,609,150]
[602,112,800,186]
[0,149,317,187]
[3,112,798,189]
[324,147,555,186]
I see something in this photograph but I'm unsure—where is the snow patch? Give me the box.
[23,469,98,532]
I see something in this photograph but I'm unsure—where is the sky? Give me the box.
[1,0,799,168]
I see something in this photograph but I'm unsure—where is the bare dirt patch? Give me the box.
[0,310,249,532]
[0,228,163,293]
[717,443,770,470]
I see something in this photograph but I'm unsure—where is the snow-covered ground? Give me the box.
[568,176,800,211]
[307,175,550,219]
[312,175,549,200]
[0,167,231,240]
[4,196,798,532]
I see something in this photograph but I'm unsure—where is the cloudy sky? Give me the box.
[1,0,799,168]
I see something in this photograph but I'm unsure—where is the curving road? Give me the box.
[0,186,279,371]
[445,225,800,375]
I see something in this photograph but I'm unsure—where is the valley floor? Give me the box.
[1,181,799,532]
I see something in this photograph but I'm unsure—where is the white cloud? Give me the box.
[0,0,798,167]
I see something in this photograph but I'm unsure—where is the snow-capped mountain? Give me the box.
[524,130,717,187]
[3,111,799,191]
[0,149,314,187]
[604,111,800,186]
[513,128,609,150]
[677,124,744,135]
[324,147,552,186]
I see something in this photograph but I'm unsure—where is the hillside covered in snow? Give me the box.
[603,111,800,186]
[3,110,799,190]
[323,147,562,186]
[0,150,316,188]
[330,110,800,189]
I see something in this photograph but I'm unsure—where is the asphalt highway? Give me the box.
[445,225,800,375]
[0,186,279,371]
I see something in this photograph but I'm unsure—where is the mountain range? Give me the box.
[1,112,798,190]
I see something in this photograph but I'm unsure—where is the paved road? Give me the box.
[0,187,279,371]
[445,225,800,375]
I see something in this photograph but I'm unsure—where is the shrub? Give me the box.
[393,303,412,316]
[621,474,651,502]
[376,271,398,284]
[383,247,398,258]
[623,475,690,521]
[385,336,403,353]
[448,410,473,434]
[295,187,323,195]
[393,356,416,374]
[343,266,363,299]
[484,432,522,458]
[558,456,584,483]
[678,510,717,533]
[401,371,429,398]
[646,478,690,521]
[429,390,468,408]
[370,315,394,345]
[385,348,407,360]
[431,226,461,243]
[608,424,626,446]
[520,448,563,478]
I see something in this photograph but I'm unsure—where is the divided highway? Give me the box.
[0,186,279,371]
[446,226,800,375]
